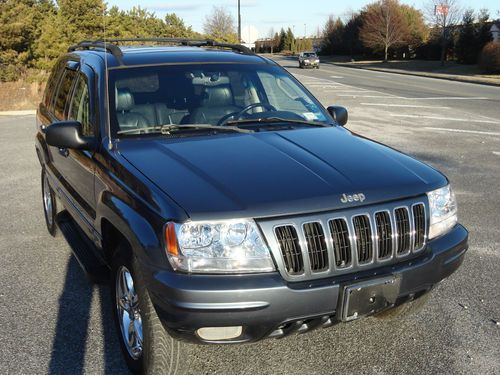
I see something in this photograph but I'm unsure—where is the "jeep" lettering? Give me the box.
[340,193,366,203]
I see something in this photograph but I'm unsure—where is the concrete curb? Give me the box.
[0,110,36,116]
[331,62,500,87]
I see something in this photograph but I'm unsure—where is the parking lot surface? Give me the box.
[0,57,499,374]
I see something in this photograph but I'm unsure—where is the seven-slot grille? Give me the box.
[271,202,427,279]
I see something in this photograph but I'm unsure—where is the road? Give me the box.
[0,58,499,374]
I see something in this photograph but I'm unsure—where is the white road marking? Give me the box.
[409,97,489,101]
[330,75,344,79]
[338,95,395,98]
[492,151,500,156]
[424,127,500,136]
[361,103,450,109]
[392,114,500,125]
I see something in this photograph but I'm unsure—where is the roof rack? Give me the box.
[67,38,254,65]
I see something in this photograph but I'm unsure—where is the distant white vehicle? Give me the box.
[298,51,320,69]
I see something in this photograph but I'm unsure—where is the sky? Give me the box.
[107,0,500,41]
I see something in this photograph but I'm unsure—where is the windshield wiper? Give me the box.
[224,117,333,128]
[117,124,253,135]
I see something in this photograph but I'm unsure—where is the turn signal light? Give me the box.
[165,222,179,256]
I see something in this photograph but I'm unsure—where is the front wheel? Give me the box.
[111,245,187,374]
[41,169,58,236]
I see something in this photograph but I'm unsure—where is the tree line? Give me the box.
[0,1,240,81]
[319,0,497,70]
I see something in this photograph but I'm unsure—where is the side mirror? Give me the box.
[327,106,348,126]
[45,121,95,150]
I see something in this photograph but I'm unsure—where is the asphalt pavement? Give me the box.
[0,58,499,374]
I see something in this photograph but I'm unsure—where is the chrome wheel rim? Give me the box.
[43,175,53,227]
[116,266,143,360]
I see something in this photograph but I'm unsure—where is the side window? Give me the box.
[53,68,78,120]
[43,60,65,111]
[69,74,92,136]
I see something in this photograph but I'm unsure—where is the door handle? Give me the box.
[58,148,69,157]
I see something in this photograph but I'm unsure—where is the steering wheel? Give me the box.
[218,103,277,126]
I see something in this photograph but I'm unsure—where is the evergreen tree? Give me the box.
[455,10,477,64]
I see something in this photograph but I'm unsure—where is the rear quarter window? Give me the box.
[53,68,78,120]
[43,60,65,112]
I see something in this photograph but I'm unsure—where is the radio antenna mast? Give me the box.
[103,6,113,150]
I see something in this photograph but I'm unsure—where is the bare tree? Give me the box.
[425,0,462,65]
[203,6,237,43]
[359,0,408,61]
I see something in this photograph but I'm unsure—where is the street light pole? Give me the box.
[238,0,241,43]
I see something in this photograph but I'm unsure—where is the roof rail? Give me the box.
[68,40,125,64]
[68,38,254,65]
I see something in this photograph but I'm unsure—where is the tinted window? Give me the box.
[53,68,77,120]
[68,73,92,136]
[43,60,65,111]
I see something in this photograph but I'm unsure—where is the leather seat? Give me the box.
[189,85,239,125]
[115,88,149,131]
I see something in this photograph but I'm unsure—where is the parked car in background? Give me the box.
[299,51,320,69]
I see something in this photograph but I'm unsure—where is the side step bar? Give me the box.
[56,211,109,283]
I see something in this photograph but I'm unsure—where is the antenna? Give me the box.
[103,6,113,151]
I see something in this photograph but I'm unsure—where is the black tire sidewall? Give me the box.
[41,169,57,237]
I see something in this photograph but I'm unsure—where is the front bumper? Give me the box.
[146,224,468,344]
[300,60,320,67]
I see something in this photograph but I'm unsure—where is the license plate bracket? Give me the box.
[341,276,401,322]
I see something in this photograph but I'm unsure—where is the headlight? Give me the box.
[164,220,275,273]
[427,185,458,239]
[304,59,310,63]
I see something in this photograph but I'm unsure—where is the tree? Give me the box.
[278,28,286,51]
[321,16,345,55]
[425,0,462,65]
[475,9,493,53]
[400,5,429,49]
[359,0,408,61]
[203,6,237,43]
[343,13,364,58]
[285,27,295,52]
[455,9,476,63]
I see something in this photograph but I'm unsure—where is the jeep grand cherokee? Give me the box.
[35,38,468,374]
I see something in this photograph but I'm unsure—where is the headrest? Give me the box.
[116,88,135,112]
[202,85,233,106]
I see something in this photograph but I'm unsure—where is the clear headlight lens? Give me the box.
[165,220,275,273]
[427,185,458,239]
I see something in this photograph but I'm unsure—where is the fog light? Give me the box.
[197,326,242,340]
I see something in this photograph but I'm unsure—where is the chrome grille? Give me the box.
[274,225,303,274]
[303,222,329,272]
[375,211,392,259]
[353,215,373,264]
[413,204,426,250]
[329,219,351,268]
[262,198,428,281]
[395,207,411,254]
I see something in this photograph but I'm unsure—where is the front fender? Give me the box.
[96,191,168,267]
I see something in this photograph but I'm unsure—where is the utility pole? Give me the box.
[238,0,241,43]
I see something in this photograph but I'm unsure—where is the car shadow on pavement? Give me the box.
[48,256,128,374]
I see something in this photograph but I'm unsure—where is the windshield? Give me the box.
[303,53,317,58]
[108,63,331,136]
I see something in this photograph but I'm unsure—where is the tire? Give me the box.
[111,244,186,374]
[374,292,431,320]
[41,168,58,236]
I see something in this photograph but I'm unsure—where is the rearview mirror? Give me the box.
[327,106,348,126]
[45,121,96,150]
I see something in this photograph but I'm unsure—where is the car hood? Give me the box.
[117,127,446,220]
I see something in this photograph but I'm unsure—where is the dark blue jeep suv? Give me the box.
[35,38,468,374]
